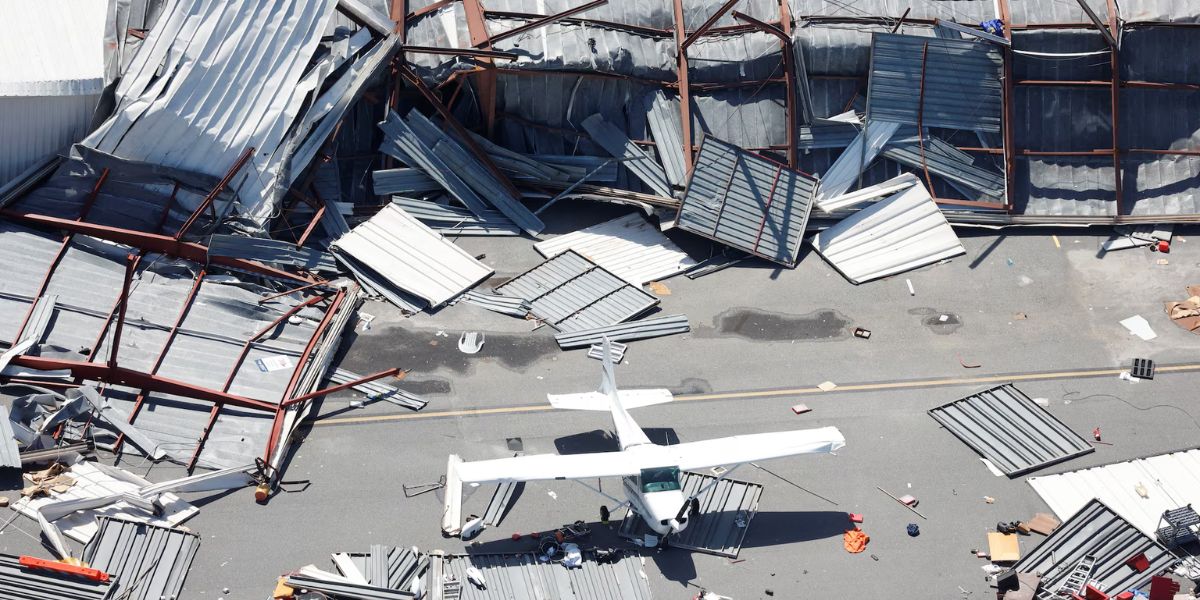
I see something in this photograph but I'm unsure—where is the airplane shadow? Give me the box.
[465,509,850,586]
[554,428,679,455]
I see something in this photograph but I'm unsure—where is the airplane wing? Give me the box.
[455,451,642,484]
[665,426,845,471]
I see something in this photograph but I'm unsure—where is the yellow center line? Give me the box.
[311,362,1200,427]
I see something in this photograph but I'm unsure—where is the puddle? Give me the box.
[908,308,963,335]
[340,326,558,374]
[714,308,851,342]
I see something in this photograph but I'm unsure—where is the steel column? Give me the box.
[732,11,796,168]
[672,0,695,173]
[176,146,255,240]
[461,0,498,136]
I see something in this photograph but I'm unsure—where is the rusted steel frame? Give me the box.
[731,11,796,167]
[175,146,255,240]
[1021,149,1116,156]
[187,295,325,471]
[10,167,111,343]
[398,65,522,198]
[1018,80,1200,91]
[461,0,497,136]
[889,7,911,33]
[1128,148,1200,156]
[294,184,327,248]
[673,0,695,173]
[155,182,180,233]
[915,42,936,191]
[83,253,146,365]
[480,0,608,47]
[11,356,278,411]
[1106,0,1123,215]
[934,197,1008,210]
[391,0,407,37]
[750,165,783,254]
[112,268,206,453]
[0,210,315,284]
[280,368,403,408]
[105,255,139,370]
[404,45,518,60]
[259,281,333,305]
[998,0,1017,212]
[262,289,347,464]
[681,0,742,51]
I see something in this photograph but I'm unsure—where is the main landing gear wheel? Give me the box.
[600,505,610,523]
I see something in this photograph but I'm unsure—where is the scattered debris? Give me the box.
[817,381,838,392]
[1164,286,1200,333]
[791,404,812,415]
[843,527,870,553]
[987,532,1020,562]
[587,341,627,363]
[458,331,486,354]
[877,487,927,520]
[532,213,697,286]
[1025,513,1061,536]
[854,327,872,339]
[1119,315,1158,341]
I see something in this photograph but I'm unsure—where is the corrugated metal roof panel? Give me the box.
[619,471,762,557]
[333,204,493,307]
[494,250,658,332]
[373,168,442,195]
[581,113,673,197]
[389,197,520,236]
[0,0,107,96]
[643,90,688,187]
[208,234,338,273]
[678,136,816,266]
[881,136,1005,199]
[928,384,1094,477]
[867,33,1003,132]
[81,0,344,223]
[534,213,696,285]
[554,314,691,349]
[439,550,652,600]
[815,120,901,206]
[810,181,965,283]
[0,552,114,600]
[0,95,100,185]
[81,516,200,600]
[0,406,19,469]
[1012,499,1175,596]
[1029,447,1200,536]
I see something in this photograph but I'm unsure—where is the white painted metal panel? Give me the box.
[333,204,493,307]
[810,181,965,283]
[1029,448,1200,535]
[0,0,107,96]
[533,213,696,285]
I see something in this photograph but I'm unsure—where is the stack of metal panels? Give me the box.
[554,314,691,349]
[927,384,1093,477]
[494,250,658,332]
[81,516,200,600]
[0,552,114,600]
[678,136,817,267]
[437,551,653,600]
[1012,499,1175,595]
[207,234,339,273]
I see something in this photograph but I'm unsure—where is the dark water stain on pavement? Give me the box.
[340,325,558,374]
[713,308,851,342]
[908,307,964,335]
[669,378,713,395]
[399,378,452,396]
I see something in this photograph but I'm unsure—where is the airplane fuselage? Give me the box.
[622,471,688,536]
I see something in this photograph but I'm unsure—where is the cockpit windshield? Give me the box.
[640,466,681,493]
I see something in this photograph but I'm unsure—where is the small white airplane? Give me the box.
[442,339,845,540]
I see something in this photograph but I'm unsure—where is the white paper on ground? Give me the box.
[1119,315,1158,341]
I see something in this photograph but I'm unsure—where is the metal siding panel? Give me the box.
[928,384,1093,477]
[810,181,966,283]
[332,204,494,307]
[554,314,691,348]
[867,33,1003,132]
[678,136,816,266]
[580,113,673,197]
[534,213,696,285]
[1029,448,1200,536]
[81,516,200,600]
[207,234,338,272]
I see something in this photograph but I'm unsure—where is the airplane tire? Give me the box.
[689,498,700,518]
[600,505,610,523]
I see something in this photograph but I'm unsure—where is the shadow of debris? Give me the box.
[738,510,853,548]
[651,549,698,585]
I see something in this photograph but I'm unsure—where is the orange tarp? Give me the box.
[843,527,869,553]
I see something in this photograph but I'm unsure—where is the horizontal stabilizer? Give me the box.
[548,389,673,411]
